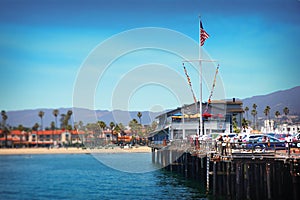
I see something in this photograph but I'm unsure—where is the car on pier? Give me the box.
[242,134,264,143]
[274,133,292,141]
[245,136,285,151]
[293,133,300,142]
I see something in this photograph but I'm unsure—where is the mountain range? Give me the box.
[4,86,300,128]
[242,86,300,118]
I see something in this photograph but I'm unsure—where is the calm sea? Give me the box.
[0,153,207,200]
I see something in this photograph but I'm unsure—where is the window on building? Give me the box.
[173,129,183,139]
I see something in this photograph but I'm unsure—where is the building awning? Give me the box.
[148,127,169,138]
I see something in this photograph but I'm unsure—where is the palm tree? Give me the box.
[283,107,289,123]
[17,124,24,145]
[264,106,271,132]
[251,109,257,130]
[52,109,59,130]
[98,121,106,130]
[283,107,289,116]
[97,121,106,138]
[32,123,39,147]
[38,111,45,131]
[137,112,142,124]
[129,119,139,136]
[275,111,280,118]
[1,110,9,147]
[114,124,121,144]
[50,121,55,144]
[275,111,280,131]
[109,122,115,142]
[241,118,248,132]
[263,106,271,120]
[61,110,73,131]
[66,110,73,127]
[244,106,249,121]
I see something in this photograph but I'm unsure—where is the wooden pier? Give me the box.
[151,141,300,200]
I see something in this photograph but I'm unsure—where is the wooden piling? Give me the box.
[151,146,300,200]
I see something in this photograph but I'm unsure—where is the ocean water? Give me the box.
[0,153,206,200]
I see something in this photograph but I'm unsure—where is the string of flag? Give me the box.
[204,64,220,113]
[183,63,198,104]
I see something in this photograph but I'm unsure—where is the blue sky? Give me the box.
[0,0,299,112]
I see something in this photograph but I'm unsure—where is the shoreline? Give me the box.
[0,146,152,155]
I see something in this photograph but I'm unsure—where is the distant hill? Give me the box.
[242,86,300,118]
[5,86,300,128]
[6,108,162,129]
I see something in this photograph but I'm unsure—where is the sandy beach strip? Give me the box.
[0,146,152,155]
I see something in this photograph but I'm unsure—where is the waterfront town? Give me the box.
[1,99,300,149]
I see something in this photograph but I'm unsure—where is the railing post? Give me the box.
[288,142,291,157]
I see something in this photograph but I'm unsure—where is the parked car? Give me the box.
[293,133,300,142]
[273,133,292,141]
[245,136,285,151]
[242,134,264,143]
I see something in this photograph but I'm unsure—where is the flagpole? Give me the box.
[199,16,203,136]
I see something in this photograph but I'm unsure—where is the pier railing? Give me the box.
[149,139,300,158]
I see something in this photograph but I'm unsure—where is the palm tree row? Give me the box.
[1,109,154,144]
[244,104,290,130]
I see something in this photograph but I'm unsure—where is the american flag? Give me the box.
[200,21,209,46]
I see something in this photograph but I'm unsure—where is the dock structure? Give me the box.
[150,141,300,200]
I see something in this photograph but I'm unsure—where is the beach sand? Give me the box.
[0,146,152,155]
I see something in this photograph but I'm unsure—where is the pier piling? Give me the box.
[151,145,300,200]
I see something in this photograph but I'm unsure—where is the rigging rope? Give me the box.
[182,63,198,104]
[204,64,219,113]
[182,63,220,116]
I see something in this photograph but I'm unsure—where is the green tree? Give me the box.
[137,112,142,124]
[263,106,271,120]
[114,124,121,144]
[275,111,280,119]
[17,124,24,145]
[283,107,289,124]
[283,107,289,116]
[61,110,73,130]
[66,110,73,128]
[1,111,9,147]
[244,106,249,121]
[252,104,258,130]
[151,121,158,131]
[251,109,257,130]
[38,111,45,131]
[241,118,248,133]
[129,119,139,136]
[232,115,240,133]
[50,121,55,143]
[109,122,115,141]
[32,123,39,147]
[118,123,125,132]
[60,114,66,129]
[97,121,106,130]
[52,109,59,130]
[274,111,281,130]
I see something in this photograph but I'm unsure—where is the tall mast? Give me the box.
[183,17,213,136]
[199,16,203,136]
